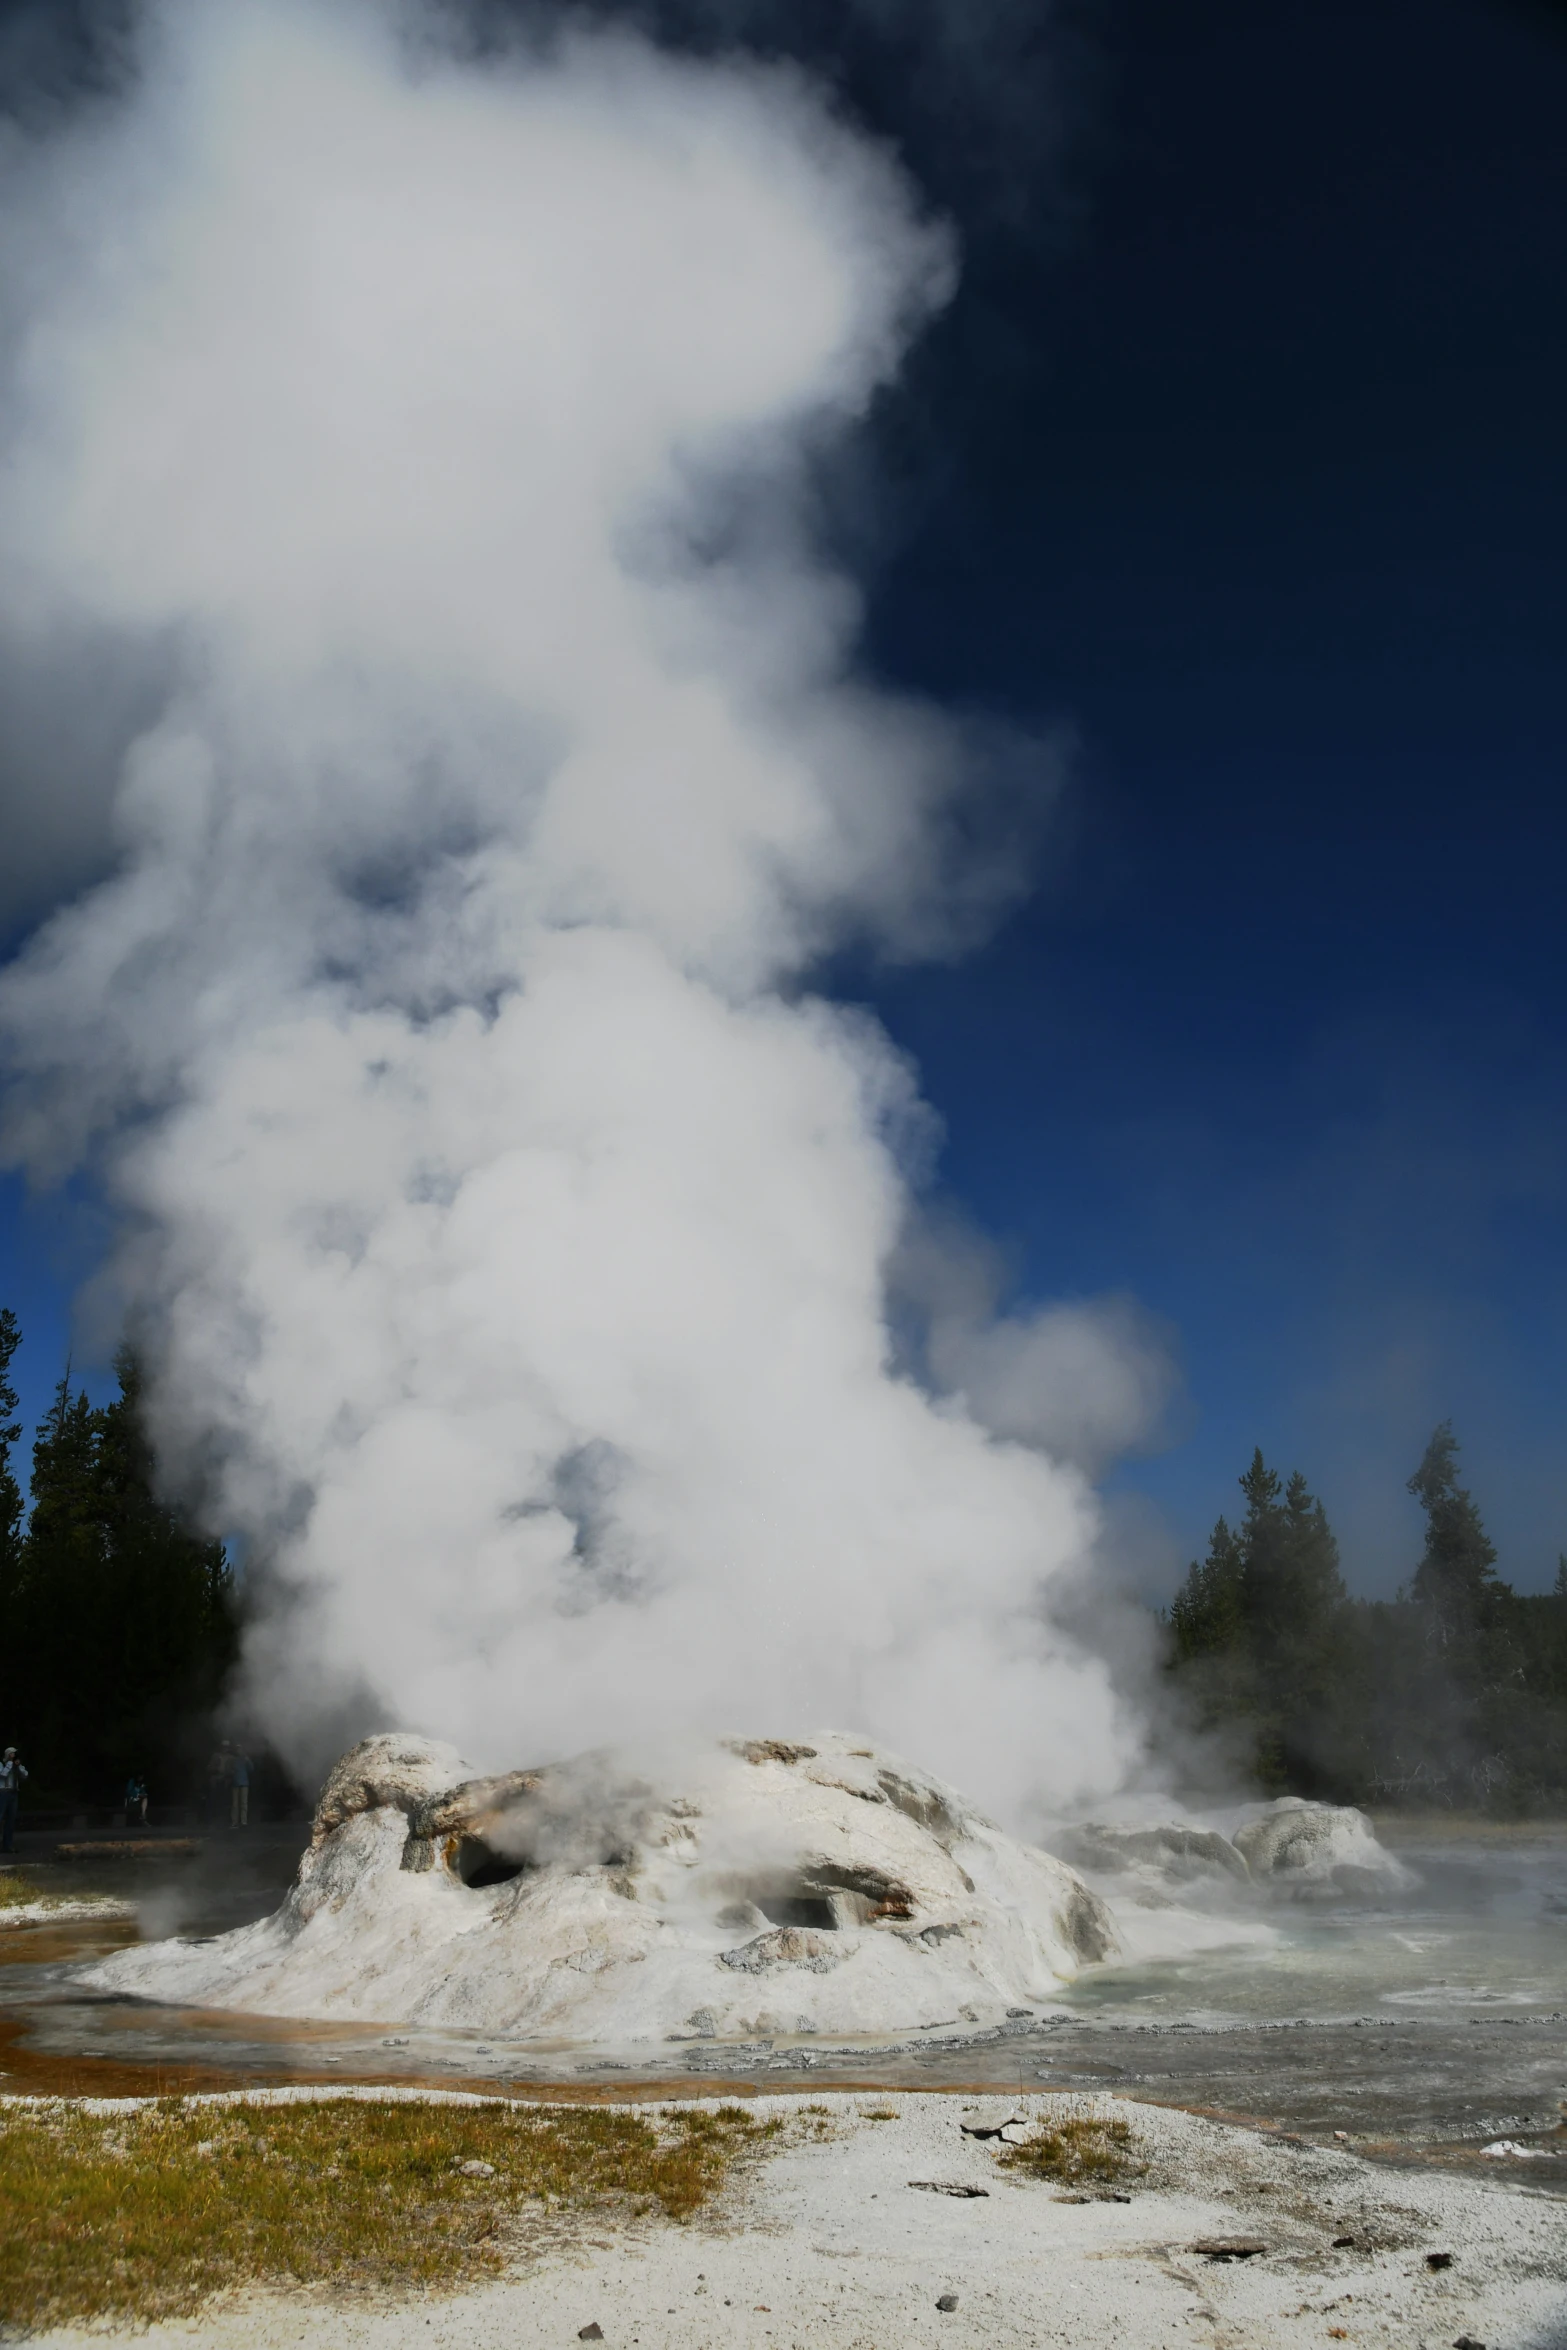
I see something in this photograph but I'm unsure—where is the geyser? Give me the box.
[0,0,1163,1821]
[86,1733,1120,2039]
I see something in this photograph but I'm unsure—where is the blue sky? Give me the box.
[853,0,1567,1591]
[2,0,1564,1595]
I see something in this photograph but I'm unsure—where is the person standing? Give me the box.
[0,1747,27,1854]
[229,1746,251,1830]
[124,1773,149,1827]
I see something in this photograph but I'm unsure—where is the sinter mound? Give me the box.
[86,1733,1121,2043]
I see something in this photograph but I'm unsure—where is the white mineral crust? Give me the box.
[1056,1797,1412,1904]
[1231,1796,1415,1891]
[84,1733,1121,2041]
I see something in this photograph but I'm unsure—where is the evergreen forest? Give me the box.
[0,1310,239,1811]
[1167,1426,1567,1809]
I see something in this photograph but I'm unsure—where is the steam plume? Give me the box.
[0,0,1150,1821]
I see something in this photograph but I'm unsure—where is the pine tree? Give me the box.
[10,1347,239,1805]
[21,1373,111,1794]
[1168,1449,1350,1792]
[90,1350,238,1790]
[1241,1457,1349,1778]
[1166,1427,1567,1810]
[1247,1467,1346,1652]
[1399,1424,1540,1800]
[1169,1515,1246,1663]
[1407,1422,1499,1645]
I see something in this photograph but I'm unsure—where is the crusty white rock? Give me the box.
[1056,1800,1409,1903]
[308,1732,475,1845]
[1055,1819,1252,1884]
[1232,1797,1414,1892]
[86,1732,1119,2041]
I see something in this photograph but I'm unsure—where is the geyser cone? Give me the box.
[85,1733,1120,2041]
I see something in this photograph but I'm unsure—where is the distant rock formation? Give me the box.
[85,1732,1120,2042]
[1057,1798,1412,1901]
[1055,1820,1253,1885]
[1231,1798,1415,1893]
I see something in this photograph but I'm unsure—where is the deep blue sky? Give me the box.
[2,0,1564,1595]
[854,0,1567,1592]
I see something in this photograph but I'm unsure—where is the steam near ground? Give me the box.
[0,0,1170,1822]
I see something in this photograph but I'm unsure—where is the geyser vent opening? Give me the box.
[760,1893,838,1931]
[451,1836,529,1890]
[731,1865,917,1932]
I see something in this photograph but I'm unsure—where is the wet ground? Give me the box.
[1,1817,1564,2189]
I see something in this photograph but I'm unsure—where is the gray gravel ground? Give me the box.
[25,2089,1567,2350]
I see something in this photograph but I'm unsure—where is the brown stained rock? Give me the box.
[311,1734,474,1847]
[876,1770,963,1838]
[1062,1880,1120,1964]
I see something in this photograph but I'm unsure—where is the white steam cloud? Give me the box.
[895,1215,1178,1480]
[0,0,1156,1822]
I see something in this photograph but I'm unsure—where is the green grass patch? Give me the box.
[0,1874,61,1911]
[0,2094,773,2331]
[0,1873,130,1917]
[996,2113,1146,2189]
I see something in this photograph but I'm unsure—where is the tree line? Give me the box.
[1167,1423,1567,1809]
[0,1309,239,1811]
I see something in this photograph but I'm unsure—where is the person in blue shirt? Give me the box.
[0,1747,28,1854]
[124,1773,148,1827]
[229,1746,252,1830]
